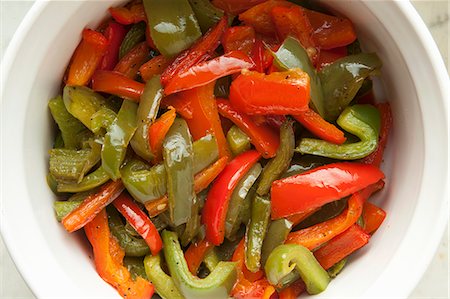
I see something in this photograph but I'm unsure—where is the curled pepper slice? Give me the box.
[162,230,237,299]
[229,69,310,115]
[296,105,381,160]
[144,254,184,299]
[264,244,330,295]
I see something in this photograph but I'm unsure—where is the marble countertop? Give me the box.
[1,1,448,298]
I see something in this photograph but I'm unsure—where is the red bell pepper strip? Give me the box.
[211,0,268,15]
[91,70,145,101]
[114,42,150,79]
[305,8,357,50]
[316,47,348,71]
[179,83,231,158]
[99,21,127,71]
[271,5,315,50]
[314,224,370,270]
[229,69,311,115]
[164,51,255,95]
[361,103,393,167]
[148,107,177,163]
[161,16,228,86]
[293,108,346,145]
[217,99,280,158]
[278,279,306,299]
[238,0,294,36]
[251,39,265,73]
[286,180,384,250]
[184,239,214,274]
[271,162,385,219]
[362,201,387,234]
[139,55,174,81]
[62,180,124,233]
[112,193,162,255]
[231,239,275,299]
[222,26,256,55]
[84,209,154,299]
[160,93,193,119]
[202,150,261,245]
[109,4,146,25]
[67,29,108,86]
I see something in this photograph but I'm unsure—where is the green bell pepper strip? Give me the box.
[123,257,148,280]
[102,100,139,180]
[297,198,348,229]
[63,86,106,131]
[90,107,117,135]
[225,163,262,239]
[271,36,326,118]
[226,125,251,157]
[161,230,237,299]
[203,249,220,272]
[188,0,224,33]
[47,173,60,194]
[53,131,65,148]
[319,53,382,121]
[56,166,110,193]
[264,244,330,295]
[257,119,295,196]
[54,200,83,221]
[327,258,347,278]
[122,134,218,204]
[48,95,87,149]
[107,206,150,257]
[261,219,293,267]
[144,254,184,299]
[181,189,208,246]
[130,76,164,161]
[119,22,147,59]
[144,0,202,57]
[163,118,196,226]
[296,104,381,160]
[245,194,271,273]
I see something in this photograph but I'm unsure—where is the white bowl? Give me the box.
[1,1,448,298]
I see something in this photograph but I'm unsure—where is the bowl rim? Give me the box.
[1,1,448,298]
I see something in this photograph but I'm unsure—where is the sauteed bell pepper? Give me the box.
[361,201,386,234]
[119,22,147,59]
[261,218,293,267]
[222,26,256,55]
[148,107,177,162]
[203,150,261,245]
[271,162,384,219]
[226,125,251,156]
[114,42,151,79]
[56,166,110,193]
[92,70,145,101]
[109,3,146,25]
[99,21,127,71]
[188,0,225,33]
[144,254,184,299]
[139,55,174,81]
[212,0,268,14]
[297,105,381,160]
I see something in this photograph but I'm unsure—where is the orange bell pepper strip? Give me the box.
[238,0,293,36]
[161,16,228,86]
[144,156,229,217]
[271,163,385,219]
[202,151,261,245]
[316,47,348,71]
[99,21,127,71]
[361,103,393,167]
[362,201,387,234]
[271,5,315,50]
[184,239,214,274]
[222,26,256,55]
[62,180,124,233]
[112,193,163,255]
[278,279,306,299]
[91,70,145,101]
[148,107,177,163]
[179,83,231,158]
[305,8,357,50]
[114,42,150,79]
[139,55,174,81]
[293,107,346,145]
[211,0,268,15]
[217,99,280,158]
[285,180,384,250]
[109,3,146,25]
[164,51,255,95]
[66,29,108,86]
[229,69,311,115]
[84,209,154,299]
[314,224,370,270]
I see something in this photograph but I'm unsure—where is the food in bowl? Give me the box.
[46,0,392,298]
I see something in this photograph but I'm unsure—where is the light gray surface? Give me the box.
[0,1,448,298]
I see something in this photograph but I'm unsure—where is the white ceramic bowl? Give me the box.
[1,1,448,298]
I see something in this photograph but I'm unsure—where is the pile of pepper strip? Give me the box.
[47,0,392,298]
